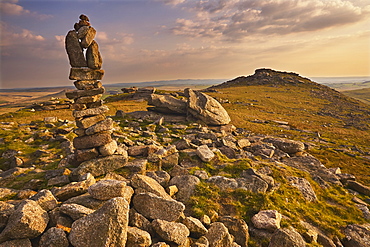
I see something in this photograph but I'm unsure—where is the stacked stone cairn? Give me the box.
[65,15,117,163]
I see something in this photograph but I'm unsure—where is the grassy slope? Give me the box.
[207,84,370,185]
[342,87,370,105]
[0,80,369,244]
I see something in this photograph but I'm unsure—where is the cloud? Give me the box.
[0,21,67,62]
[0,22,45,48]
[0,0,52,20]
[158,0,185,6]
[97,32,134,46]
[166,0,370,41]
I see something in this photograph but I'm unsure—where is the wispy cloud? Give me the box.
[0,22,45,48]
[0,21,65,61]
[158,0,185,6]
[0,0,52,20]
[166,0,370,41]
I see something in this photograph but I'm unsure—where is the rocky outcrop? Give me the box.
[185,88,231,125]
[148,94,187,114]
[147,88,231,126]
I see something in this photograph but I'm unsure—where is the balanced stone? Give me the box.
[87,100,103,108]
[76,114,106,129]
[85,118,113,136]
[73,132,112,149]
[77,26,90,39]
[69,68,104,80]
[80,26,96,48]
[86,40,103,69]
[75,148,99,162]
[74,80,102,90]
[65,30,87,67]
[75,95,102,104]
[99,140,118,156]
[73,105,109,118]
[66,87,105,99]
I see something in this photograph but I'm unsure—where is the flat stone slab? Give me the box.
[73,155,128,178]
[66,87,105,99]
[69,68,104,80]
[73,132,112,149]
[73,105,109,118]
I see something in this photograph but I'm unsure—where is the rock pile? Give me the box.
[65,15,118,163]
[0,116,370,246]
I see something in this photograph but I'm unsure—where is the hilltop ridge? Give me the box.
[209,68,315,89]
[207,68,370,131]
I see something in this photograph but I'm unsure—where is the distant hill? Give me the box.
[342,87,370,105]
[209,68,323,89]
[208,68,370,132]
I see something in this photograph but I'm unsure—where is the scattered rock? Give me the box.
[129,209,153,234]
[88,179,133,201]
[169,175,200,203]
[205,222,234,247]
[126,226,152,247]
[196,145,215,162]
[59,203,94,220]
[30,189,58,211]
[131,174,171,199]
[99,140,118,156]
[124,159,147,175]
[0,239,32,247]
[181,216,208,238]
[0,202,15,229]
[347,181,370,196]
[132,192,185,222]
[146,170,171,187]
[151,219,190,245]
[263,137,305,154]
[287,176,317,202]
[0,200,49,243]
[219,216,249,247]
[51,175,96,201]
[342,224,370,247]
[268,227,306,247]
[39,227,69,247]
[251,210,282,232]
[0,188,18,201]
[237,175,269,193]
[69,197,129,247]
[208,176,238,190]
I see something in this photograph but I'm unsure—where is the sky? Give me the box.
[1,0,370,89]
